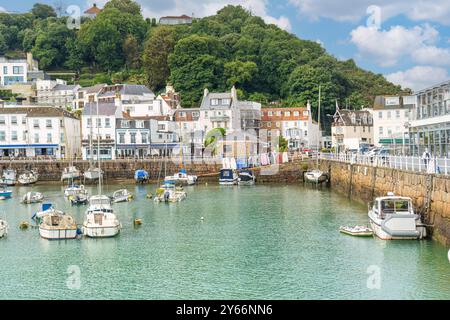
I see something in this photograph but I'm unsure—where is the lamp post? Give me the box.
[403,121,410,156]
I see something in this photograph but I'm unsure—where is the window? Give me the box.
[141,133,148,144]
[222,98,230,105]
[304,130,308,137]
[47,133,52,143]
[0,116,5,124]
[183,123,188,129]
[34,133,39,143]
[13,66,24,74]
[379,127,383,135]
[22,131,26,140]
[179,112,186,117]
[11,116,17,125]
[119,133,125,144]
[105,134,111,140]
[285,111,291,117]
[363,126,365,132]
[105,118,110,128]
[294,111,299,116]
[396,110,400,119]
[130,133,136,144]
[192,112,199,117]
[87,118,92,128]
[33,119,39,128]
[0,131,5,141]
[46,119,52,128]
[211,99,219,106]
[60,133,65,142]
[11,131,17,141]
[405,110,410,119]
[121,120,130,128]
[268,111,273,116]
[378,111,382,119]
[96,118,101,128]
[387,128,392,135]
[22,117,26,124]
[158,134,163,139]
[204,111,208,118]
[158,124,165,131]
[136,121,144,128]
[267,122,271,127]
[276,111,281,116]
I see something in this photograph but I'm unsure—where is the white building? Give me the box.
[372,95,415,150]
[81,102,120,160]
[331,107,373,152]
[0,53,39,86]
[0,105,81,159]
[36,79,80,108]
[73,83,106,110]
[159,15,193,25]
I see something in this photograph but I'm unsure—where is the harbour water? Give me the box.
[0,183,449,300]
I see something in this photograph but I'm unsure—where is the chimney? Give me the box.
[306,100,311,113]
[203,88,209,97]
[26,52,34,71]
[93,3,97,7]
[231,85,237,101]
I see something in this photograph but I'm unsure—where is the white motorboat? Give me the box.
[304,169,328,184]
[18,170,39,185]
[1,168,17,186]
[82,195,121,238]
[22,191,44,204]
[39,210,78,240]
[238,170,256,186]
[61,166,81,181]
[339,225,373,237]
[64,184,89,205]
[368,193,427,240]
[112,189,133,203]
[0,219,8,238]
[165,169,197,185]
[154,180,187,203]
[84,167,103,180]
[219,168,238,185]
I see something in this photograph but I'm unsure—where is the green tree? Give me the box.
[0,33,7,55]
[31,3,57,20]
[123,35,141,69]
[142,26,176,91]
[224,60,257,88]
[104,0,142,15]
[278,136,288,152]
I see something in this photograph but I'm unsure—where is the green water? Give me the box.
[0,183,449,300]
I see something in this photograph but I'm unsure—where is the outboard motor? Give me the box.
[164,191,170,203]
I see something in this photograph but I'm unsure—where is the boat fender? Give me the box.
[76,228,82,235]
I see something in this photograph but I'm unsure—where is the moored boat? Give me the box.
[0,219,8,238]
[1,168,17,186]
[368,192,427,240]
[339,225,373,237]
[18,170,39,185]
[154,180,187,203]
[112,189,133,203]
[219,168,238,185]
[22,191,44,204]
[0,184,12,199]
[165,169,197,185]
[39,210,78,240]
[238,170,256,186]
[61,166,81,181]
[135,170,149,184]
[304,169,328,184]
[84,167,103,180]
[82,195,121,238]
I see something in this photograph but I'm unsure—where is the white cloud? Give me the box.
[386,66,449,91]
[288,0,450,25]
[411,46,450,66]
[0,7,6,13]
[350,24,442,67]
[139,0,292,31]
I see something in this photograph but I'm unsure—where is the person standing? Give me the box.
[422,148,431,169]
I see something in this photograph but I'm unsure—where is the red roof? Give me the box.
[84,4,102,14]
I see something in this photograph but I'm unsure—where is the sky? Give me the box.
[1,0,450,92]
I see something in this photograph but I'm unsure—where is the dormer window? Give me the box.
[211,99,219,106]
[222,98,230,105]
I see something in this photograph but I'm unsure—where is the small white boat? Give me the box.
[238,170,256,186]
[18,170,39,185]
[165,169,197,185]
[368,192,427,240]
[39,209,78,240]
[64,184,89,205]
[1,168,17,186]
[154,180,187,203]
[339,225,373,237]
[304,169,328,184]
[22,191,44,204]
[82,195,121,238]
[112,189,133,203]
[61,166,81,181]
[84,167,103,180]
[0,219,8,238]
[219,168,238,185]
[0,184,12,199]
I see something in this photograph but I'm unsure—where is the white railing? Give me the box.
[320,153,448,175]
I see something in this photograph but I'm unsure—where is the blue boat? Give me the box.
[219,169,238,185]
[134,170,149,184]
[0,184,12,199]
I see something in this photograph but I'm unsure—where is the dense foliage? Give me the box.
[0,0,405,125]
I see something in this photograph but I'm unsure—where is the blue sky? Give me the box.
[1,0,450,91]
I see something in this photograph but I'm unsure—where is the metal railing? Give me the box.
[320,152,448,175]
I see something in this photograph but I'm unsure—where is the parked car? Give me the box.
[368,148,391,164]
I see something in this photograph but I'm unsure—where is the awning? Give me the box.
[150,143,179,149]
[379,138,409,145]
[116,145,149,149]
[0,144,58,149]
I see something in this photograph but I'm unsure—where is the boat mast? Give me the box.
[89,102,93,168]
[317,85,321,167]
[96,101,102,195]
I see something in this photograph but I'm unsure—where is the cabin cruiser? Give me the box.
[219,168,238,185]
[238,170,256,186]
[1,168,17,186]
[0,184,12,199]
[154,180,187,203]
[304,169,328,184]
[165,169,197,185]
[22,191,44,204]
[18,169,39,185]
[111,189,133,203]
[64,184,89,205]
[135,170,149,184]
[368,193,427,240]
[82,195,121,238]
[61,166,81,181]
[38,209,77,240]
[0,219,8,238]
[84,167,103,180]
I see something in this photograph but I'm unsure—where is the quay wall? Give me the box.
[317,159,450,246]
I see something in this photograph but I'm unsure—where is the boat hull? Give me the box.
[368,213,426,240]
[82,225,121,238]
[304,173,328,184]
[39,227,77,240]
[84,170,102,180]
[0,228,7,238]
